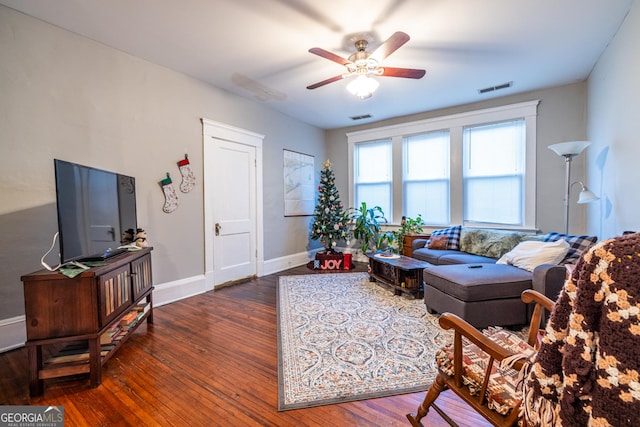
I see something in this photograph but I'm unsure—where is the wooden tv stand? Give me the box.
[21,248,153,396]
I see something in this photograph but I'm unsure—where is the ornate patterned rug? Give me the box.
[277,272,452,411]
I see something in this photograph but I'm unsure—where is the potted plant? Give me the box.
[349,202,395,254]
[393,215,425,255]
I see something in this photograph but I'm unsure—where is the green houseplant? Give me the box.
[349,202,395,254]
[392,214,425,253]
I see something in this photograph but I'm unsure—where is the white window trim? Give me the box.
[347,100,539,229]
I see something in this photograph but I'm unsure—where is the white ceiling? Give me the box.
[1,0,633,129]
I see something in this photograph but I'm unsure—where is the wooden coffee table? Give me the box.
[365,252,430,299]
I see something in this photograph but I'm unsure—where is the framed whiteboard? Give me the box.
[283,149,315,216]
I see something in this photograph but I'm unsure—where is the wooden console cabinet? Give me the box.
[21,248,153,396]
[402,234,431,257]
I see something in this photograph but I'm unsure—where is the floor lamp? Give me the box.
[548,141,599,234]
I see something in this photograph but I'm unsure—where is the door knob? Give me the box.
[215,223,221,236]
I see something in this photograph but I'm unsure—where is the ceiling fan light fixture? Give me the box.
[307,31,424,93]
[345,57,377,74]
[347,75,379,99]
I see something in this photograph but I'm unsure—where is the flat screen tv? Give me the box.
[54,159,137,263]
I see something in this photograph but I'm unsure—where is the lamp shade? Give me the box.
[577,188,599,204]
[570,181,599,204]
[548,140,590,157]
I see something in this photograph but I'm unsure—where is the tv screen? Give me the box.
[54,159,137,263]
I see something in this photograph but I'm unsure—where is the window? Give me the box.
[463,120,525,226]
[403,131,450,225]
[347,100,539,229]
[353,139,392,219]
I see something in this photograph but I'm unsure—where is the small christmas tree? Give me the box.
[311,160,351,252]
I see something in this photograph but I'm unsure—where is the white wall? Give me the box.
[0,5,325,325]
[587,0,640,239]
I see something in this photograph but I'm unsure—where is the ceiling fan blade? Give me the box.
[378,67,426,79]
[308,47,351,66]
[306,75,344,90]
[369,31,410,62]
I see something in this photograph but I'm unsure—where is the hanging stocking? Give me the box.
[178,154,196,193]
[160,173,179,213]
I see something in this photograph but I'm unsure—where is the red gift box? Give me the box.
[343,253,353,270]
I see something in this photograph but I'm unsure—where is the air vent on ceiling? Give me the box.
[478,81,513,94]
[350,114,372,121]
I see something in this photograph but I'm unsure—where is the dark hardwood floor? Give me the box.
[0,263,490,426]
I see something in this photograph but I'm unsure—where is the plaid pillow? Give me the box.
[430,225,462,250]
[543,232,597,264]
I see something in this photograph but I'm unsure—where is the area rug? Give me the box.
[277,272,452,411]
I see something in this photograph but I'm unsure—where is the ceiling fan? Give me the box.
[306,31,426,99]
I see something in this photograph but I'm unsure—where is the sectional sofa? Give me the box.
[411,226,597,328]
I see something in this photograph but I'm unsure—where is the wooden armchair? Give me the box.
[407,289,554,427]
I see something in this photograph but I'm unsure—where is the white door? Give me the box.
[203,119,264,287]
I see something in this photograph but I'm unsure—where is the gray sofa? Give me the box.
[411,228,571,329]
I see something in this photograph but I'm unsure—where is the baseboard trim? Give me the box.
[262,250,319,276]
[153,248,330,307]
[153,274,210,307]
[261,247,363,275]
[0,316,27,353]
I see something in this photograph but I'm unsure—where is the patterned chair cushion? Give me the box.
[429,225,462,250]
[543,232,597,265]
[435,326,535,416]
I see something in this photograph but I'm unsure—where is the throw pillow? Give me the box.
[460,229,533,259]
[429,225,462,250]
[543,232,598,264]
[497,239,570,272]
[427,235,449,249]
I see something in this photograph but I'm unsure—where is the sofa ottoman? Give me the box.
[423,264,534,328]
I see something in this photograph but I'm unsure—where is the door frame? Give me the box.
[202,118,264,288]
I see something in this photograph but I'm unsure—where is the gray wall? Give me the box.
[326,82,589,235]
[587,0,640,239]
[3,1,637,324]
[0,5,324,319]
